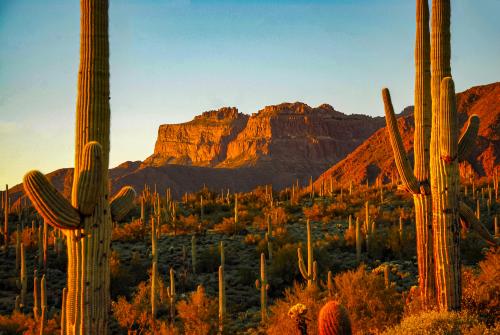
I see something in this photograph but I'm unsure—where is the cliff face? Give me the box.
[146,102,385,178]
[314,82,500,187]
[145,107,249,166]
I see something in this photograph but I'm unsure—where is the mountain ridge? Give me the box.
[6,82,498,202]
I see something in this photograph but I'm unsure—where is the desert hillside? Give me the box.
[314,82,500,188]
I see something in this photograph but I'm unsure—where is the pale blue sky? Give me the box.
[1,0,499,186]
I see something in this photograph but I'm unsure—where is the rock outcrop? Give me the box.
[145,102,385,180]
[145,107,249,166]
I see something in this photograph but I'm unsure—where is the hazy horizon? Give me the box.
[1,0,499,187]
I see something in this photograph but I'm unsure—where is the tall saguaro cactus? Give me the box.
[22,1,135,333]
[297,220,317,288]
[382,0,496,311]
[255,253,269,323]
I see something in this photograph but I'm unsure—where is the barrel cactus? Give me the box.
[318,300,352,335]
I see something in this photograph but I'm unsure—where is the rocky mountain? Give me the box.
[7,102,385,201]
[145,102,385,178]
[313,82,500,188]
[7,83,498,202]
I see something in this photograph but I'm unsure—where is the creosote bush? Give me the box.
[333,265,403,334]
[462,248,499,326]
[112,219,146,242]
[176,285,218,335]
[0,311,59,335]
[382,310,498,335]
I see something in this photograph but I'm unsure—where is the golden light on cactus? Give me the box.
[21,0,135,333]
[381,0,497,311]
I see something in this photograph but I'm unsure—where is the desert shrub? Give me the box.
[334,265,403,334]
[10,227,38,251]
[252,215,268,230]
[0,311,59,335]
[213,217,237,235]
[112,280,163,334]
[268,243,301,288]
[462,248,499,325]
[303,203,324,221]
[110,250,137,299]
[177,214,201,233]
[385,224,416,259]
[381,310,496,335]
[263,207,288,226]
[244,233,262,246]
[176,285,218,335]
[112,219,146,242]
[344,226,356,248]
[266,283,324,335]
[327,202,348,217]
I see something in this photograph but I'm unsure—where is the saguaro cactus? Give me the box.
[191,235,197,274]
[382,0,496,311]
[266,217,273,263]
[166,268,176,322]
[255,253,269,323]
[355,217,361,263]
[297,220,317,287]
[151,217,158,320]
[22,1,135,333]
[19,243,27,308]
[218,240,226,332]
[218,264,226,333]
[234,193,239,233]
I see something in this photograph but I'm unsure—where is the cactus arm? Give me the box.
[457,114,479,161]
[110,186,136,221]
[458,202,498,246]
[75,142,103,215]
[255,279,261,289]
[297,248,309,279]
[382,88,423,195]
[23,171,81,230]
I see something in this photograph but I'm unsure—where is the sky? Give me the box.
[1,0,499,187]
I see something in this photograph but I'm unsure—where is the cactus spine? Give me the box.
[22,1,136,332]
[297,220,317,287]
[383,0,496,311]
[255,253,269,323]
